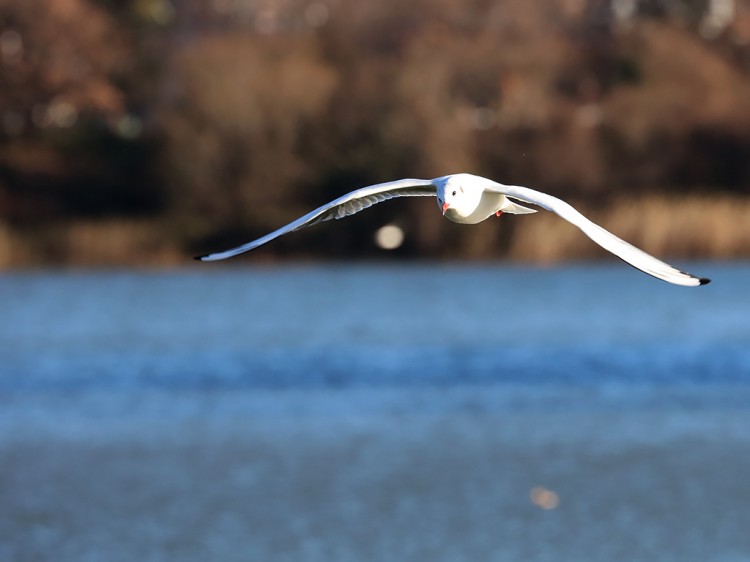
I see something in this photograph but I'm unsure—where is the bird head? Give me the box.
[436,174,483,219]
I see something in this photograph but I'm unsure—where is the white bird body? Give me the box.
[197,173,710,287]
[437,174,537,223]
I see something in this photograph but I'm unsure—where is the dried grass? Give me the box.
[507,192,750,263]
[1,194,748,269]
[0,220,182,268]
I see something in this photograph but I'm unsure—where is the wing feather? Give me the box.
[485,181,710,286]
[197,178,435,261]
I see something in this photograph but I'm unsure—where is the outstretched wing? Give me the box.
[196,178,436,261]
[486,181,710,287]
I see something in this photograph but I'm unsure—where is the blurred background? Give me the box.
[2,2,750,562]
[1,0,750,266]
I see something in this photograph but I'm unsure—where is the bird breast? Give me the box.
[445,191,507,224]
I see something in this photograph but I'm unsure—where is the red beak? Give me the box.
[442,201,450,215]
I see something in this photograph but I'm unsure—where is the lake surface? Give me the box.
[1,262,749,561]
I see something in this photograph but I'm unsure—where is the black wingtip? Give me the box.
[699,277,711,285]
[193,255,207,261]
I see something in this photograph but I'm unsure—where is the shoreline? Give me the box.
[1,192,748,269]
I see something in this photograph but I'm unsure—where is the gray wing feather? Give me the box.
[198,178,436,261]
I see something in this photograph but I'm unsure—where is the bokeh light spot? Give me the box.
[530,486,560,510]
[375,224,404,250]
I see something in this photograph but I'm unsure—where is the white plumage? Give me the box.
[196,173,710,287]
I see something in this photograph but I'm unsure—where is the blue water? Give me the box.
[1,263,749,561]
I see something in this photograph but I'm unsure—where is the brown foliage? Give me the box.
[0,0,150,226]
[158,33,338,236]
[0,0,127,119]
[1,0,750,265]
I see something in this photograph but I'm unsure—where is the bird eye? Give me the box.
[452,190,456,196]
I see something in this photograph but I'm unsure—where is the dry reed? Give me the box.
[0,193,748,268]
[507,193,750,263]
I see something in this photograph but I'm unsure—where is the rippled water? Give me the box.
[1,262,749,561]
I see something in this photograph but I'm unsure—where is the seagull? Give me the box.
[196,173,710,287]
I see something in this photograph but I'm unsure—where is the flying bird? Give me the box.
[196,173,710,287]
